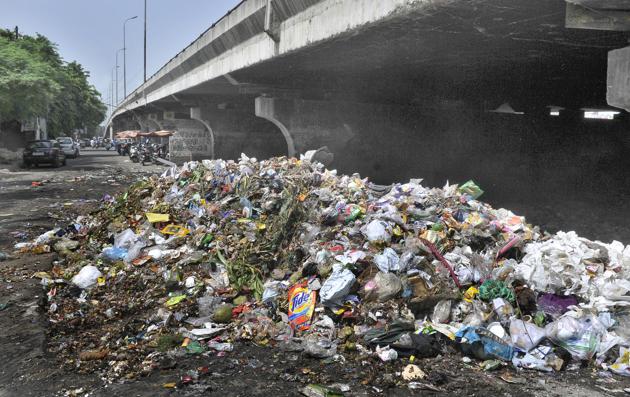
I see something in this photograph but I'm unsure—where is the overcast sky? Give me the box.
[1,0,241,114]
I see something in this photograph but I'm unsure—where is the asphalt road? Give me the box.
[0,148,162,247]
[0,149,165,397]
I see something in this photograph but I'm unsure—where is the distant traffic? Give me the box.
[22,135,171,168]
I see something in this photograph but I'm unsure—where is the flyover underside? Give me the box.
[115,0,630,241]
[223,0,626,107]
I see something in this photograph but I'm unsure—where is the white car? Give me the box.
[56,137,80,158]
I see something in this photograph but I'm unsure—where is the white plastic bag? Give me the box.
[114,228,137,249]
[71,265,102,289]
[362,272,402,302]
[545,313,605,360]
[510,319,546,351]
[609,346,630,376]
[362,220,391,243]
[374,248,400,273]
[124,241,145,263]
[320,264,356,307]
[431,300,452,324]
[375,345,398,362]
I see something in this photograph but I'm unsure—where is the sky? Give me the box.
[1,0,242,116]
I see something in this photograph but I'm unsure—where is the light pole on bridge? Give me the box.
[123,15,138,100]
[115,48,124,105]
[144,0,147,83]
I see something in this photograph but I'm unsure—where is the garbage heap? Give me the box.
[24,155,630,382]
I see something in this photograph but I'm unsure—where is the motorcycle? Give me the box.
[129,144,140,163]
[149,143,168,164]
[118,142,130,156]
[140,145,154,166]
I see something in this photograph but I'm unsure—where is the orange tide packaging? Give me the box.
[288,280,316,331]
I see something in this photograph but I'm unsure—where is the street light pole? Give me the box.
[115,48,124,105]
[144,0,147,82]
[123,15,138,99]
[110,68,114,115]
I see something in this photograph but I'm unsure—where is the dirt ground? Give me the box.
[1,150,629,396]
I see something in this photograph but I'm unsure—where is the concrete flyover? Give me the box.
[110,0,630,240]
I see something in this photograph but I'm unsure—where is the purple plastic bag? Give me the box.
[537,293,578,317]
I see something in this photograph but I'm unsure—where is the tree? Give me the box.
[0,33,59,122]
[0,28,106,136]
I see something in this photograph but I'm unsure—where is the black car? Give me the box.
[23,140,66,168]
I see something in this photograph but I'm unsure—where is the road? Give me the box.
[0,149,162,397]
[0,149,162,247]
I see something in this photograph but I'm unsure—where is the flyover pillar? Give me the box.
[195,102,288,161]
[254,96,357,160]
[160,110,213,164]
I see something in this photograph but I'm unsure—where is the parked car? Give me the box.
[79,139,91,148]
[56,136,80,158]
[23,140,66,168]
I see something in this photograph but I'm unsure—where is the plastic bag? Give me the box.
[455,326,515,361]
[35,230,57,245]
[262,280,283,303]
[509,319,546,351]
[362,220,391,244]
[431,300,452,324]
[545,313,606,360]
[124,241,145,263]
[319,264,355,307]
[334,250,366,265]
[303,336,337,358]
[492,298,514,325]
[374,248,400,273]
[458,180,484,200]
[362,272,402,302]
[114,228,137,249]
[197,295,222,317]
[102,246,127,261]
[609,346,630,376]
[512,346,563,372]
[537,293,578,318]
[71,265,102,289]
[376,345,398,362]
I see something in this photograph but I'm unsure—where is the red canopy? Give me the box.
[115,130,174,138]
[139,130,174,137]
[114,130,141,139]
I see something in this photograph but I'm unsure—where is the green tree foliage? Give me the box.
[0,28,106,135]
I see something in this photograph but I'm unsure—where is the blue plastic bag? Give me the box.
[456,326,514,361]
[102,246,127,261]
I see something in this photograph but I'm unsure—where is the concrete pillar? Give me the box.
[146,117,162,132]
[190,107,215,159]
[255,97,296,157]
[608,46,630,112]
[161,116,212,164]
[113,117,141,133]
[135,116,150,132]
[196,102,288,161]
[254,96,356,158]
